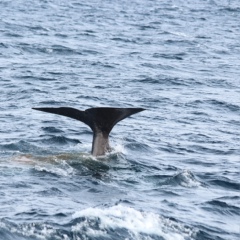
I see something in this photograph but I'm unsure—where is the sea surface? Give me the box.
[0,0,239,239]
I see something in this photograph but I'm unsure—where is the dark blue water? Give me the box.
[0,0,239,239]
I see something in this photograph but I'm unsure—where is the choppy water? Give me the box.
[0,0,240,239]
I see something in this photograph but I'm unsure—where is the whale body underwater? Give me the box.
[33,107,145,157]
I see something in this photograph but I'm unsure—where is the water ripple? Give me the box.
[1,0,240,239]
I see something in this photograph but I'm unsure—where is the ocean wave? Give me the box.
[159,170,203,188]
[208,178,240,191]
[40,135,81,146]
[0,205,196,240]
[0,140,48,155]
[0,219,64,240]
[202,199,240,216]
[18,43,82,56]
[33,162,75,177]
[185,99,240,113]
[41,126,64,134]
[123,138,152,154]
[72,204,196,240]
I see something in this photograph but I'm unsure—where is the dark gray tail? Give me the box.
[33,107,145,156]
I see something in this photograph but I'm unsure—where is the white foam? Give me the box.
[176,170,201,188]
[108,138,127,156]
[72,205,195,240]
[113,140,127,154]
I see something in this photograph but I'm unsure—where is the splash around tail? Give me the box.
[33,107,145,157]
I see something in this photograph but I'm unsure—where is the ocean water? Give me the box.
[0,0,239,239]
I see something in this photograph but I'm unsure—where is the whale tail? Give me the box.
[32,107,145,156]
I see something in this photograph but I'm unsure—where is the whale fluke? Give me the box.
[33,107,145,156]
